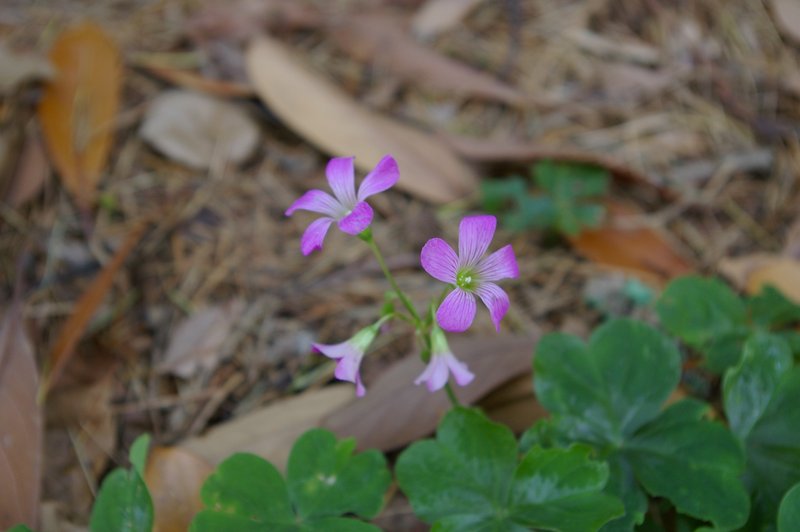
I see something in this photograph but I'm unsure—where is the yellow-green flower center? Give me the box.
[456,270,476,290]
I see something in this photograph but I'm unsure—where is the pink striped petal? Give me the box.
[436,288,477,332]
[414,355,449,392]
[458,215,496,268]
[337,201,373,235]
[326,157,357,206]
[421,238,458,284]
[313,341,367,396]
[357,155,399,201]
[474,282,510,332]
[445,353,475,386]
[300,217,334,255]
[285,189,343,217]
[476,245,519,281]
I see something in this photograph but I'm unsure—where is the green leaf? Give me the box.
[723,333,792,441]
[397,408,622,531]
[481,176,528,213]
[193,453,294,530]
[287,429,391,520]
[7,526,35,532]
[503,195,556,232]
[89,468,154,532]
[778,483,800,532]
[533,319,681,446]
[747,285,800,328]
[623,401,749,530]
[704,331,749,374]
[129,434,151,477]
[598,453,647,532]
[656,276,747,350]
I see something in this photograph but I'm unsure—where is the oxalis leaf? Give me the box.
[723,333,800,523]
[778,483,800,532]
[531,319,749,530]
[191,428,390,531]
[396,407,623,531]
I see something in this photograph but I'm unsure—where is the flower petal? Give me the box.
[312,340,359,361]
[337,201,373,234]
[300,217,334,255]
[475,244,519,281]
[445,353,475,387]
[285,189,342,217]
[436,288,477,332]
[458,215,497,268]
[421,238,458,283]
[357,154,399,201]
[326,157,357,206]
[474,282,510,332]
[414,355,449,392]
[334,352,364,385]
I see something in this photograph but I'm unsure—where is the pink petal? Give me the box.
[414,355,449,392]
[357,155,399,201]
[337,201,373,234]
[285,189,343,217]
[475,244,519,282]
[436,288,477,332]
[300,217,334,255]
[445,353,475,386]
[312,341,360,360]
[314,341,367,395]
[474,282,510,332]
[458,215,496,268]
[326,157,357,206]
[334,353,363,384]
[420,238,458,284]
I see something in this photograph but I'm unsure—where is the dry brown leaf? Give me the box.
[321,334,536,452]
[156,299,245,378]
[720,257,800,303]
[181,385,353,471]
[42,223,145,397]
[770,0,800,44]
[569,200,694,286]
[0,42,53,93]
[137,63,254,98]
[477,373,547,433]
[328,13,525,106]
[0,302,42,530]
[37,22,122,210]
[245,35,477,204]
[140,91,259,170]
[412,0,485,40]
[145,447,212,532]
[5,132,49,208]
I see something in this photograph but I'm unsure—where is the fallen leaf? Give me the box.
[42,222,145,397]
[144,446,212,532]
[185,0,322,42]
[245,35,477,204]
[0,42,53,93]
[770,0,800,44]
[37,22,122,210]
[328,13,525,106]
[477,373,547,433]
[155,299,245,378]
[0,302,42,530]
[411,0,485,40]
[569,199,694,286]
[321,334,536,452]
[5,132,49,208]
[136,62,254,98]
[181,385,354,471]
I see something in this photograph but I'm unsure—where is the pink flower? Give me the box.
[286,155,399,255]
[421,215,518,332]
[312,323,381,397]
[415,327,474,392]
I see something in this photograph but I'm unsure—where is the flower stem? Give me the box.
[444,382,461,407]
[360,229,422,325]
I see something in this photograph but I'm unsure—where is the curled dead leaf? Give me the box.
[145,446,212,532]
[37,22,122,210]
[245,35,477,204]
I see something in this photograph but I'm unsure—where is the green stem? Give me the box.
[444,382,461,407]
[361,229,422,325]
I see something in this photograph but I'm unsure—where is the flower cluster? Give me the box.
[287,154,517,398]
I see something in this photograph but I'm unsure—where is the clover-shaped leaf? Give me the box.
[532,319,749,530]
[779,483,800,532]
[396,407,623,532]
[191,429,390,531]
[723,333,800,522]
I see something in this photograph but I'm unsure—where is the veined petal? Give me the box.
[285,189,342,217]
[458,215,496,268]
[337,201,373,234]
[436,288,477,332]
[474,282,510,332]
[312,340,360,361]
[357,154,399,201]
[326,157,357,206]
[421,238,458,283]
[334,352,364,384]
[300,217,334,255]
[475,244,519,281]
[445,353,475,386]
[414,355,449,392]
